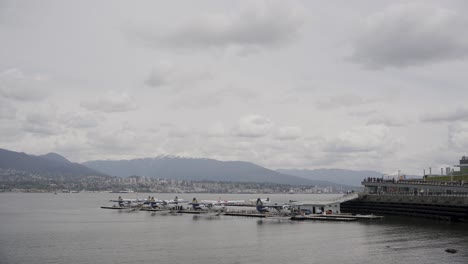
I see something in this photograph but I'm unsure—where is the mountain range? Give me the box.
[0,148,107,180]
[83,157,341,186]
[0,147,386,187]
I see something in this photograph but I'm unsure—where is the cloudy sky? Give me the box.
[1,0,468,174]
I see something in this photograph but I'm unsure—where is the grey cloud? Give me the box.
[316,94,376,109]
[350,4,468,69]
[449,122,468,149]
[204,123,228,138]
[215,85,258,100]
[144,71,168,88]
[86,127,140,154]
[0,121,23,141]
[53,138,94,162]
[323,140,374,153]
[322,125,399,154]
[132,2,305,52]
[0,101,16,119]
[421,108,468,123]
[145,62,213,90]
[22,112,63,136]
[169,94,222,110]
[168,84,258,110]
[275,126,303,140]
[167,127,191,138]
[367,116,407,127]
[80,92,137,113]
[349,109,379,117]
[233,114,272,138]
[144,62,180,88]
[0,69,49,101]
[72,124,164,161]
[60,112,104,129]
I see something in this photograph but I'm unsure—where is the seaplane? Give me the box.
[255,198,292,216]
[101,197,145,210]
[249,197,271,205]
[140,197,169,211]
[200,198,245,206]
[191,198,226,210]
[155,196,188,211]
[187,198,228,215]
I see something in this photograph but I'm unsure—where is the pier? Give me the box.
[342,193,468,222]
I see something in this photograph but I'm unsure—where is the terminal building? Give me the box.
[341,156,468,222]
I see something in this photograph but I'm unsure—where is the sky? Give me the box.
[1,0,468,175]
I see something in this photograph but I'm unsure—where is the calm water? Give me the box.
[0,193,467,264]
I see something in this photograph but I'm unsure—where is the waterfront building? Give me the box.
[341,156,468,222]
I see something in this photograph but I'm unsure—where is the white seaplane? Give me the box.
[147,196,188,211]
[187,197,243,215]
[255,198,292,216]
[101,196,146,210]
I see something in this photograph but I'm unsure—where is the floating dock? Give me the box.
[101,205,382,221]
[347,214,384,220]
[176,210,212,214]
[140,208,169,212]
[291,215,357,222]
[224,212,267,218]
[100,206,133,210]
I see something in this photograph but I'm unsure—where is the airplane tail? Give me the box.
[256,198,263,211]
[256,198,263,206]
[191,197,199,210]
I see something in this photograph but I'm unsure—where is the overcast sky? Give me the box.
[1,0,468,174]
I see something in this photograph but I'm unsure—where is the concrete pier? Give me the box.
[291,215,357,222]
[342,194,468,222]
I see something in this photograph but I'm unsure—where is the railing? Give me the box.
[362,178,468,188]
[362,192,468,197]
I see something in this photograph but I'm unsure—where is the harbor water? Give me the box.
[0,192,467,264]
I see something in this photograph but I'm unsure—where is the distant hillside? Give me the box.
[277,168,383,186]
[39,152,70,163]
[83,157,342,187]
[0,148,108,179]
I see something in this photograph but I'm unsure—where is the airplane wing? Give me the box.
[201,199,245,205]
[109,198,144,203]
[200,200,222,205]
[265,204,287,209]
